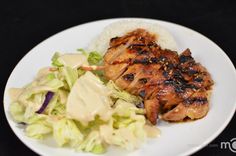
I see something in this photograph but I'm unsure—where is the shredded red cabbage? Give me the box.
[36,91,54,114]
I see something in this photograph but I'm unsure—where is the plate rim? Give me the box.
[3,17,236,156]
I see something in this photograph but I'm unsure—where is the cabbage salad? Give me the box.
[9,49,160,154]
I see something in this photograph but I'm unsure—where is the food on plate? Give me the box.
[89,20,214,125]
[102,28,213,124]
[9,49,159,154]
[88,20,177,54]
[8,20,213,154]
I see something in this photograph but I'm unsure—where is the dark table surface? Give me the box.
[1,0,236,155]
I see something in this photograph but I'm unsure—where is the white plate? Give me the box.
[4,18,236,156]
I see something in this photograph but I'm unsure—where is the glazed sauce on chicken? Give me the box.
[103,29,214,125]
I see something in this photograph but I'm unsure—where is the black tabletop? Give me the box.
[1,0,236,156]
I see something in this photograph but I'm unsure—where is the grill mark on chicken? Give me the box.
[162,90,209,121]
[115,64,144,90]
[179,54,193,63]
[105,36,136,64]
[104,29,159,84]
[122,73,135,81]
[184,97,208,105]
[139,90,146,98]
[193,77,203,82]
[163,78,199,93]
[103,29,214,124]
[111,56,165,65]
[139,78,148,84]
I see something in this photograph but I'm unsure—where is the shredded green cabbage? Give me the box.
[87,51,103,65]
[106,80,142,105]
[53,118,84,147]
[10,102,25,122]
[77,131,103,152]
[77,68,86,77]
[78,49,102,65]
[51,52,63,67]
[25,115,52,139]
[59,66,78,90]
[8,50,158,154]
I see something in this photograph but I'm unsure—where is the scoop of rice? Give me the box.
[87,19,178,55]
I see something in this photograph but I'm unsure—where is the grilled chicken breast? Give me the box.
[103,29,214,125]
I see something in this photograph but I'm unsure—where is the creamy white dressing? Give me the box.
[118,127,139,148]
[144,125,160,137]
[100,123,141,150]
[91,65,97,70]
[66,71,113,125]
[99,124,113,144]
[58,53,88,69]
[17,86,49,107]
[8,88,24,102]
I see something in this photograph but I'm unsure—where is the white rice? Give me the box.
[87,19,178,55]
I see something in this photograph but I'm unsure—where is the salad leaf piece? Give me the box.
[25,121,52,139]
[77,131,105,153]
[44,79,64,90]
[36,91,54,114]
[46,73,56,80]
[8,88,24,102]
[74,116,107,137]
[37,73,57,86]
[51,52,63,67]
[58,89,68,104]
[106,81,142,105]
[87,51,102,65]
[77,68,86,77]
[26,113,48,124]
[113,99,140,117]
[52,52,88,69]
[53,118,83,147]
[113,116,134,129]
[100,99,148,151]
[10,102,25,122]
[78,49,102,65]
[18,78,63,106]
[47,90,66,117]
[91,70,108,84]
[57,53,88,69]
[66,71,112,125]
[8,50,159,154]
[113,99,145,128]
[91,144,106,154]
[45,93,59,115]
[13,75,63,121]
[50,102,66,117]
[25,114,52,139]
[60,66,78,90]
[24,103,40,120]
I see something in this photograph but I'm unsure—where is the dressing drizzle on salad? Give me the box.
[66,71,113,125]
[8,50,160,154]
